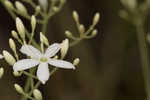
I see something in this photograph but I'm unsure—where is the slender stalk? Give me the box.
[42,17,49,35]
[136,22,150,100]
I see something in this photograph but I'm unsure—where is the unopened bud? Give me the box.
[31,15,36,31]
[11,30,19,39]
[36,6,41,12]
[61,39,69,59]
[38,0,48,11]
[3,50,16,66]
[79,24,85,34]
[93,13,100,25]
[4,0,14,10]
[40,32,49,46]
[9,38,16,52]
[14,84,24,94]
[0,68,4,79]
[73,58,80,66]
[91,29,98,36]
[65,31,73,38]
[16,18,25,40]
[13,71,22,77]
[33,89,42,100]
[52,7,59,12]
[15,1,28,15]
[73,11,79,22]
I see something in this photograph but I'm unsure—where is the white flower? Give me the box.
[13,43,75,84]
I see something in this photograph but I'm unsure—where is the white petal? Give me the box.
[37,63,50,84]
[13,59,39,71]
[48,59,75,69]
[20,45,41,59]
[45,43,61,58]
[0,54,3,59]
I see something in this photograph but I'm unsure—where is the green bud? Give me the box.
[0,67,4,79]
[40,32,49,46]
[93,13,100,25]
[16,17,25,40]
[73,58,80,66]
[14,84,24,94]
[91,29,98,37]
[15,1,28,15]
[3,50,16,66]
[13,71,22,77]
[61,39,69,59]
[9,38,16,52]
[11,30,19,39]
[33,89,42,100]
[31,15,36,32]
[79,24,85,34]
[65,31,73,38]
[4,0,14,10]
[73,11,79,22]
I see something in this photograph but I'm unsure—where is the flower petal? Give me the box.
[13,59,39,71]
[45,43,61,58]
[48,59,75,69]
[20,45,41,59]
[37,63,50,84]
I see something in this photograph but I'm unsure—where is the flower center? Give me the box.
[40,57,48,62]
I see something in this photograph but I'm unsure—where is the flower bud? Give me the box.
[52,7,59,12]
[15,1,28,15]
[16,17,25,40]
[11,30,19,39]
[9,38,16,52]
[79,24,85,34]
[93,13,100,25]
[73,11,79,22]
[65,31,73,38]
[33,89,42,100]
[73,58,80,66]
[13,71,22,77]
[3,50,16,66]
[14,84,24,94]
[4,0,14,10]
[40,32,49,46]
[31,15,36,32]
[61,39,69,59]
[36,6,41,12]
[38,0,48,11]
[0,67,4,79]
[91,29,98,37]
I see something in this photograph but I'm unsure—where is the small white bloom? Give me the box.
[13,43,75,84]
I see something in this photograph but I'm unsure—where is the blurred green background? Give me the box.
[0,0,146,100]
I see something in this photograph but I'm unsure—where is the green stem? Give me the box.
[42,18,49,35]
[136,22,150,100]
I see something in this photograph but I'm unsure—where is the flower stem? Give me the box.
[136,22,150,100]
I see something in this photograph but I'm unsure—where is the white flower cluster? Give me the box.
[14,43,75,84]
